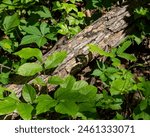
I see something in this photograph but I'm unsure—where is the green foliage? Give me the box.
[3,13,20,34]
[14,48,43,62]
[44,51,67,69]
[17,63,43,76]
[21,22,57,47]
[0,0,149,120]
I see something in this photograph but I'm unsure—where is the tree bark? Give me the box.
[7,5,134,96]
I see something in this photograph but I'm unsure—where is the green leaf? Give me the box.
[117,40,132,54]
[3,13,20,33]
[0,39,13,53]
[35,6,52,18]
[69,26,81,35]
[72,80,88,90]
[21,26,41,35]
[32,77,46,86]
[45,33,57,41]
[133,111,150,120]
[118,53,137,62]
[20,35,40,45]
[111,58,121,67]
[22,84,36,104]
[133,35,143,45]
[35,36,47,47]
[78,102,96,113]
[44,51,67,69]
[17,103,33,120]
[139,99,147,111]
[48,75,64,85]
[14,48,43,62]
[0,72,9,84]
[142,81,150,97]
[0,97,17,115]
[88,44,115,58]
[57,23,69,35]
[55,101,79,116]
[60,75,76,89]
[78,85,97,101]
[40,22,50,35]
[62,3,78,13]
[92,69,102,76]
[110,78,131,95]
[35,94,57,115]
[17,63,43,76]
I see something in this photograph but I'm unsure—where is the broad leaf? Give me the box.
[0,72,9,84]
[17,103,33,120]
[55,101,79,116]
[0,97,17,115]
[60,75,76,89]
[35,6,52,18]
[72,80,88,90]
[20,35,40,45]
[35,94,57,115]
[35,36,47,47]
[17,63,43,76]
[3,13,20,33]
[21,26,41,35]
[44,51,67,69]
[48,75,64,85]
[32,77,46,86]
[22,84,36,104]
[0,39,13,53]
[14,48,43,62]
[40,22,50,35]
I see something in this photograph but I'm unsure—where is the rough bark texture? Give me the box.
[7,5,134,96]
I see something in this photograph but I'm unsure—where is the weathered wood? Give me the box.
[7,5,134,95]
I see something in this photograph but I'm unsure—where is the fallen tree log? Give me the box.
[7,4,135,95]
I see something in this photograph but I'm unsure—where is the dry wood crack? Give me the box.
[6,5,135,96]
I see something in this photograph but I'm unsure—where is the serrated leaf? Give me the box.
[44,51,67,69]
[20,35,40,45]
[14,48,43,62]
[48,75,64,85]
[40,22,50,35]
[21,26,41,35]
[0,97,17,115]
[57,23,69,35]
[118,53,137,62]
[35,36,47,47]
[110,78,131,95]
[88,44,115,58]
[45,33,57,41]
[72,80,88,90]
[35,94,57,115]
[35,6,52,18]
[55,101,79,116]
[60,75,76,89]
[17,103,33,120]
[117,40,132,54]
[22,84,36,104]
[17,63,43,76]
[3,13,20,33]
